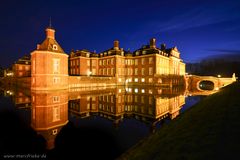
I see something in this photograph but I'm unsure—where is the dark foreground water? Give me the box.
[0,86,206,159]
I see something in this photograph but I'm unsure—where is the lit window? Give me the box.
[87,60,90,66]
[141,68,145,75]
[32,60,35,74]
[53,58,60,74]
[158,78,162,83]
[149,67,153,75]
[111,68,114,75]
[135,59,138,65]
[134,88,138,93]
[141,78,145,82]
[19,65,23,70]
[119,89,121,93]
[92,69,96,75]
[149,78,153,83]
[141,58,145,65]
[92,60,96,66]
[135,95,138,102]
[135,68,138,75]
[141,96,144,103]
[53,77,60,84]
[149,57,153,64]
[52,106,60,122]
[53,96,60,103]
[134,78,138,82]
[119,78,121,82]
[141,89,145,93]
[103,68,106,75]
[118,96,121,103]
[111,96,114,103]
[149,89,152,94]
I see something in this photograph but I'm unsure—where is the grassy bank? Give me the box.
[118,82,240,160]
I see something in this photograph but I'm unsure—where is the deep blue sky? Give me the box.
[1,0,240,68]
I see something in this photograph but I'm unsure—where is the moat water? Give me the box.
[0,86,207,159]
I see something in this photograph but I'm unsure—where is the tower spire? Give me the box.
[45,17,55,39]
[49,17,52,28]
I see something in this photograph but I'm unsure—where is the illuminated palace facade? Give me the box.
[10,26,185,90]
[69,38,185,86]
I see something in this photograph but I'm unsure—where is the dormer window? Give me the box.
[136,51,139,56]
[86,53,90,57]
[53,45,58,50]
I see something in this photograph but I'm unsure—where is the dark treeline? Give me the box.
[187,53,240,77]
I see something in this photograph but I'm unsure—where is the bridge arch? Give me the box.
[187,74,236,92]
[198,80,215,90]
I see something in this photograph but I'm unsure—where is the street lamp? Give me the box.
[217,75,221,78]
[87,71,92,76]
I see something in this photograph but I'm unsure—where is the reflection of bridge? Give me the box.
[186,73,237,92]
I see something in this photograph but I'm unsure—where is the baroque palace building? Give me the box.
[7,26,185,90]
[69,38,185,87]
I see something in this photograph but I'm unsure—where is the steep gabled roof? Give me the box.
[38,38,65,53]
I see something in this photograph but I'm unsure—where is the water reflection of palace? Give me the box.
[68,86,185,130]
[5,86,186,150]
[31,91,68,150]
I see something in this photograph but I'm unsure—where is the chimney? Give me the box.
[161,43,166,50]
[150,38,156,48]
[45,27,55,39]
[114,40,119,50]
[37,44,40,50]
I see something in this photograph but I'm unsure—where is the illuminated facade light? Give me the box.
[119,78,122,82]
[87,71,92,76]
[217,75,221,78]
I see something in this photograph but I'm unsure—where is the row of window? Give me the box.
[69,56,176,68]
[17,65,30,71]
[70,59,96,67]
[98,94,154,104]
[115,67,154,76]
[95,57,155,66]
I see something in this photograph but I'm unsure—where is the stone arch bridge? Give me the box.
[186,73,237,92]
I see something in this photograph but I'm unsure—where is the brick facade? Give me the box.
[31,27,69,90]
[27,27,186,90]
